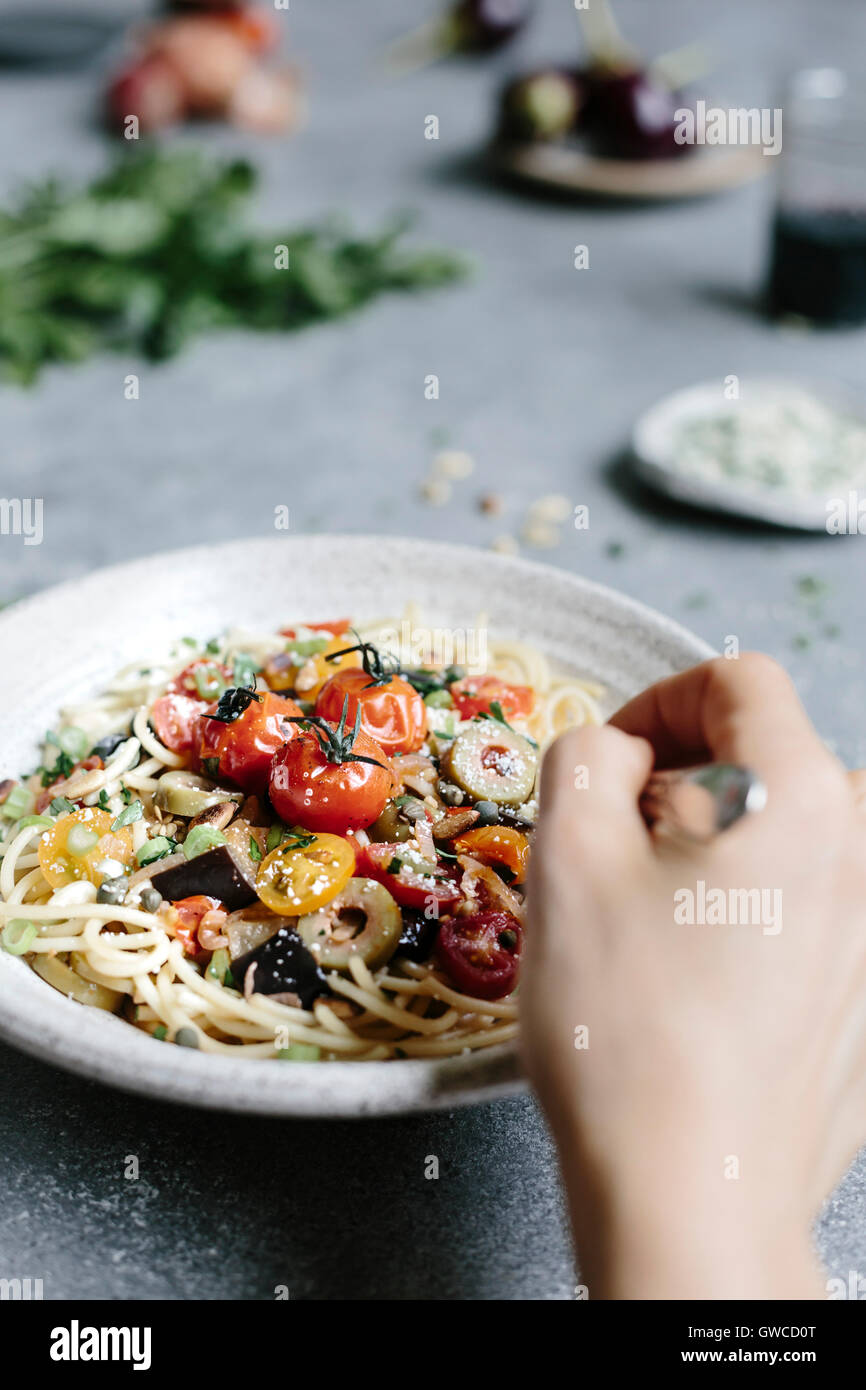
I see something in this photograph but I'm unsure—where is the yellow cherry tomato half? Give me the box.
[255,833,355,917]
[264,637,360,700]
[38,808,136,888]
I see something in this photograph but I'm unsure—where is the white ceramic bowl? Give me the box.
[0,536,712,1116]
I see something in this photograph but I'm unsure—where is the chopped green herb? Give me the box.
[152,1025,168,1041]
[40,751,74,786]
[249,835,263,863]
[48,795,76,817]
[387,856,402,874]
[476,703,538,748]
[119,786,133,805]
[233,653,259,688]
[205,638,222,656]
[97,790,111,811]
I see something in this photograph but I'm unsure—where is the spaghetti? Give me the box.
[0,613,602,1062]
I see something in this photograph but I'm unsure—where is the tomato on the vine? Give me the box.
[198,690,303,795]
[315,668,426,757]
[449,674,534,721]
[268,697,394,833]
[434,910,522,1000]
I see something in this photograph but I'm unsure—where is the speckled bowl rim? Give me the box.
[0,535,713,1117]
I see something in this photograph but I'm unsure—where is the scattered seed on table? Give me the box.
[491,533,520,555]
[433,449,475,480]
[420,478,452,505]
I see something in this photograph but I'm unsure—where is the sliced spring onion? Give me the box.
[136,836,174,866]
[277,1043,321,1061]
[66,824,99,857]
[49,796,76,816]
[1,784,34,820]
[18,814,54,830]
[286,636,329,660]
[194,663,227,700]
[3,919,37,954]
[111,799,143,831]
[57,726,89,760]
[424,688,454,709]
[182,824,227,860]
[205,947,232,985]
[232,653,259,687]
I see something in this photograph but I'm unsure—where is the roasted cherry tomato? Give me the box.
[451,825,530,884]
[152,693,206,756]
[169,894,224,959]
[198,691,303,795]
[315,669,427,757]
[38,808,136,888]
[269,724,393,833]
[434,909,522,1000]
[358,841,462,912]
[449,674,534,721]
[256,833,355,916]
[35,755,103,814]
[167,659,232,702]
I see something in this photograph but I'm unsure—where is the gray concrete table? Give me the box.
[0,0,864,1299]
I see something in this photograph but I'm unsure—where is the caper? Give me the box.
[175,1027,200,1048]
[474,800,499,825]
[140,887,162,913]
[297,878,402,972]
[443,722,537,806]
[96,877,127,906]
[437,779,465,806]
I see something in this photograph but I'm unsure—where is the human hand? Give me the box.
[521,654,866,1299]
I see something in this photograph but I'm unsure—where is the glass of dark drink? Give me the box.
[767,68,866,327]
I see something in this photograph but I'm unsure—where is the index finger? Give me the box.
[609,653,830,776]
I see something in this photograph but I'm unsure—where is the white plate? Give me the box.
[0,535,712,1116]
[632,378,866,531]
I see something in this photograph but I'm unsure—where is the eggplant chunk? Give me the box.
[151,844,257,911]
[395,909,440,964]
[231,926,329,1009]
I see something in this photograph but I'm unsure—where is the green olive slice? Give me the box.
[297,877,402,972]
[443,722,537,806]
[154,770,243,819]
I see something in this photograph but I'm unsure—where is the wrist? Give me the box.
[550,1104,821,1300]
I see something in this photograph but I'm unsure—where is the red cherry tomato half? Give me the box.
[170,895,223,959]
[279,618,351,640]
[358,841,463,912]
[315,669,427,757]
[152,693,206,756]
[198,691,303,795]
[434,910,522,1000]
[269,726,394,833]
[449,674,534,721]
